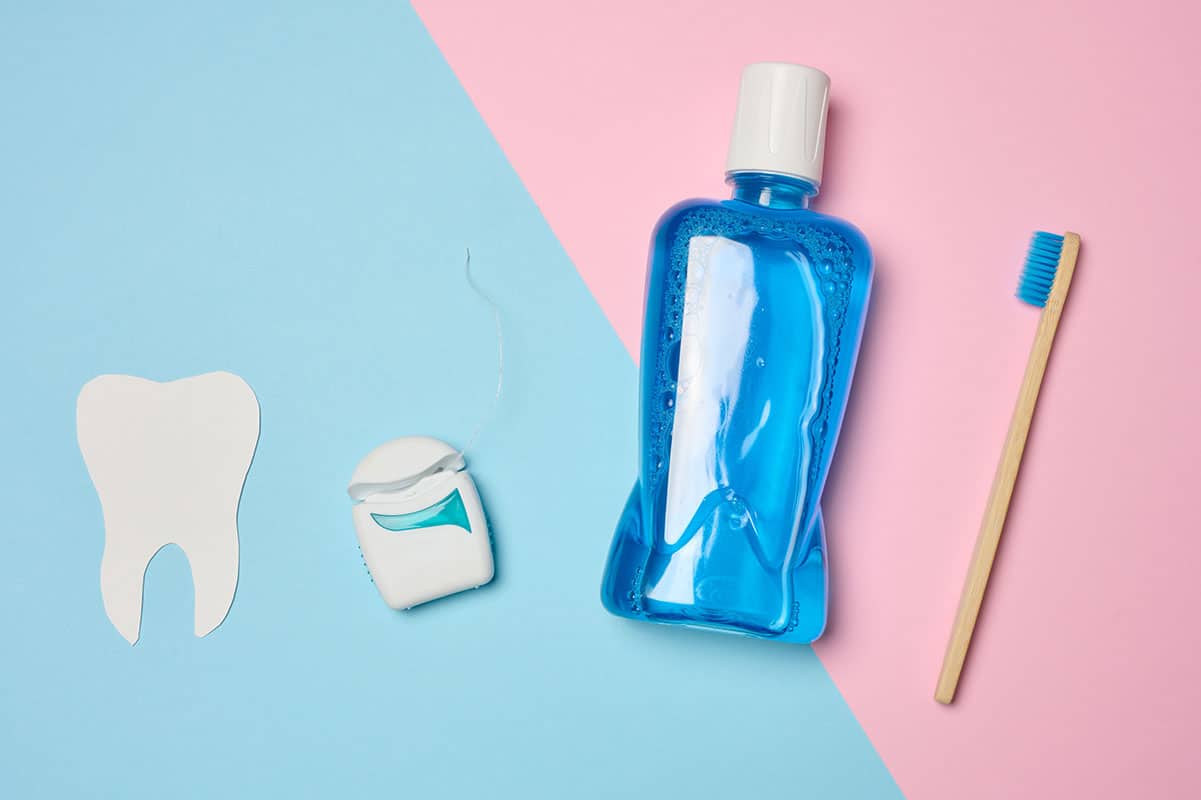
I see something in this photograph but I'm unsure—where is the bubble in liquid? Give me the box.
[666,341,681,382]
[755,356,766,368]
[663,393,675,409]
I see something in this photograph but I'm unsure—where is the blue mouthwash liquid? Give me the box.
[600,63,873,643]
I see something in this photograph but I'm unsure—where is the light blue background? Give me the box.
[0,4,901,797]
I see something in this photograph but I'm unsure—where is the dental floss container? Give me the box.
[348,436,494,609]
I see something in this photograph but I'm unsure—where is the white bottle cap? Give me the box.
[725,62,830,186]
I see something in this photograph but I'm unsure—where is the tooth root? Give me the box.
[182,513,240,638]
[99,536,160,645]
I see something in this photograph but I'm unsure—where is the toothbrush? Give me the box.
[935,231,1081,705]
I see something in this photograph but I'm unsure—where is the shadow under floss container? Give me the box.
[601,62,873,642]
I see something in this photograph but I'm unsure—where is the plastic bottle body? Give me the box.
[601,172,872,643]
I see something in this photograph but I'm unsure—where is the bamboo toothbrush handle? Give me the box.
[934,232,1081,705]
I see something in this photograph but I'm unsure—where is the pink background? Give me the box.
[413,1,1201,797]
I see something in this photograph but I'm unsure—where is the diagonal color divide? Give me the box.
[414,1,1201,798]
[0,3,902,798]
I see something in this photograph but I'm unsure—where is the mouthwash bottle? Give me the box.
[601,63,872,643]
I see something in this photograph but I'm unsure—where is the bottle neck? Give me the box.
[727,171,818,210]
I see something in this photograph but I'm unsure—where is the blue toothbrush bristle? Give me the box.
[1017,231,1064,308]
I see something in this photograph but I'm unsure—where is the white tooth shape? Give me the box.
[76,372,259,644]
[348,437,494,609]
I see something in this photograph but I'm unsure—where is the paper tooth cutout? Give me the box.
[76,372,260,644]
[348,437,494,609]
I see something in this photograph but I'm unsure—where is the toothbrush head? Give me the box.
[1017,231,1066,308]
